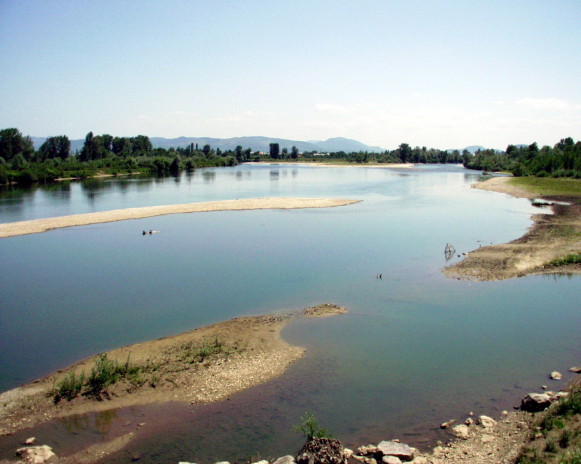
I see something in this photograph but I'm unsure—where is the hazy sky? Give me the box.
[1,0,579,149]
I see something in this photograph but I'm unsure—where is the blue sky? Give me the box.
[1,0,579,149]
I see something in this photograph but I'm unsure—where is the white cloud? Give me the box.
[315,103,349,115]
[516,98,581,111]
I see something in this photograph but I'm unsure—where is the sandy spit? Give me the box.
[0,197,360,239]
[444,177,580,281]
[0,304,348,438]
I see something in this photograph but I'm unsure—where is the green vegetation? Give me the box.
[52,337,243,403]
[465,137,581,178]
[52,354,142,402]
[177,336,233,364]
[516,386,581,464]
[294,411,333,440]
[545,254,581,268]
[510,177,581,197]
[0,128,240,186]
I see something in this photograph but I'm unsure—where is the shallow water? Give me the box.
[0,164,579,462]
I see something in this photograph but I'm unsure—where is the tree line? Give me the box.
[0,129,250,185]
[463,137,580,178]
[1,127,579,185]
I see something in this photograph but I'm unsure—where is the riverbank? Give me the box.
[444,176,581,281]
[0,197,360,238]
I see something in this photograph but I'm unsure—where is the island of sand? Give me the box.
[444,176,581,281]
[0,304,347,437]
[0,197,360,238]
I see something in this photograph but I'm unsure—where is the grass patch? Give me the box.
[516,386,581,464]
[52,354,142,402]
[510,177,581,197]
[177,336,235,364]
[545,253,581,268]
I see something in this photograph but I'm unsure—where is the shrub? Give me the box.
[294,411,333,440]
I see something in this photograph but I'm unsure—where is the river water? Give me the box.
[0,164,579,462]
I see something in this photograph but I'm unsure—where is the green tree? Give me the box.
[80,132,99,161]
[130,135,152,155]
[0,128,34,161]
[398,143,411,163]
[291,146,299,159]
[39,135,70,160]
[269,143,280,159]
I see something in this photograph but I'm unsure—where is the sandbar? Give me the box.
[0,304,347,437]
[0,197,360,238]
[444,177,581,280]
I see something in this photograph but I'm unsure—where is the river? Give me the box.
[0,164,579,462]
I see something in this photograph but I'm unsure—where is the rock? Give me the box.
[410,458,429,464]
[541,385,548,390]
[16,445,56,463]
[273,456,296,464]
[343,449,353,459]
[382,457,402,464]
[376,441,414,461]
[569,366,581,373]
[465,417,474,426]
[501,410,508,416]
[477,415,497,427]
[481,434,496,443]
[24,437,36,445]
[357,445,379,456]
[548,391,570,402]
[521,393,552,412]
[365,459,377,464]
[440,419,456,429]
[214,462,230,464]
[352,456,365,462]
[452,424,469,439]
[550,371,562,380]
[253,461,269,464]
[432,446,445,457]
[297,438,345,464]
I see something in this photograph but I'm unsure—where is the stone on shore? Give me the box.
[273,456,296,464]
[376,441,414,461]
[357,445,379,456]
[550,371,562,380]
[452,424,470,439]
[521,393,553,412]
[297,437,345,464]
[382,456,402,464]
[16,445,56,463]
[252,460,269,464]
[440,419,455,429]
[477,415,497,427]
[569,366,581,373]
[25,437,36,445]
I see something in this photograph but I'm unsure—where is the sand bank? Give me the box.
[0,197,359,239]
[445,177,581,280]
[0,304,347,437]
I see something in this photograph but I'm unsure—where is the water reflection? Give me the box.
[202,171,216,183]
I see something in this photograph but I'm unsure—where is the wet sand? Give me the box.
[0,197,360,238]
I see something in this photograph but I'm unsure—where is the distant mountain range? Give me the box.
[30,136,385,154]
[30,135,500,155]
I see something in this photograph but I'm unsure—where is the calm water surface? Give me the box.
[0,164,579,462]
